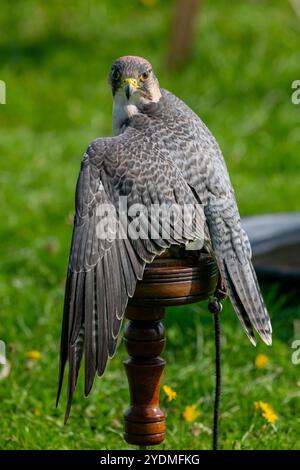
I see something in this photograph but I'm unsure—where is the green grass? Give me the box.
[0,0,300,450]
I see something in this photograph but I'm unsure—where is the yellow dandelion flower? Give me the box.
[33,408,41,416]
[255,354,269,369]
[163,385,177,401]
[183,404,200,423]
[254,401,278,424]
[26,351,41,360]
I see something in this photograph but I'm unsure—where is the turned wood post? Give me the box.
[123,306,166,446]
[123,253,218,447]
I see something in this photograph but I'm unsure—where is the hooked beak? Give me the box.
[123,78,138,100]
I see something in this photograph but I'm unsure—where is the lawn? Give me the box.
[0,0,300,450]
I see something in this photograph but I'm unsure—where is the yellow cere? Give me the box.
[122,78,138,88]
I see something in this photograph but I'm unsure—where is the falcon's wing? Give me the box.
[57,128,204,421]
[160,89,272,346]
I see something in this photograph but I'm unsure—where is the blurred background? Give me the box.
[0,0,299,450]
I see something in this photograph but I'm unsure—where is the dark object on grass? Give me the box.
[242,212,300,283]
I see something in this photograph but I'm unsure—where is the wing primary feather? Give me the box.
[96,259,109,376]
[225,257,272,345]
[103,250,118,357]
[84,269,97,396]
[219,259,256,346]
[70,272,85,345]
[56,271,76,407]
[64,326,84,423]
[116,237,136,298]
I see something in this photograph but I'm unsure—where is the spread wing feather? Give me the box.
[57,128,205,421]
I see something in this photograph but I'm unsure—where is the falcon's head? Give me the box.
[108,55,161,104]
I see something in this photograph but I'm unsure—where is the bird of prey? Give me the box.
[57,55,272,421]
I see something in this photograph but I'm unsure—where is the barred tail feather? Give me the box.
[219,257,272,346]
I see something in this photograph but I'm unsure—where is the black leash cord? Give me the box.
[208,299,222,451]
[213,309,221,450]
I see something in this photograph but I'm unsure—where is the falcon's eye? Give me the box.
[140,69,151,81]
[111,68,121,81]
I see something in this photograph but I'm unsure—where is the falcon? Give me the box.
[57,55,272,420]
